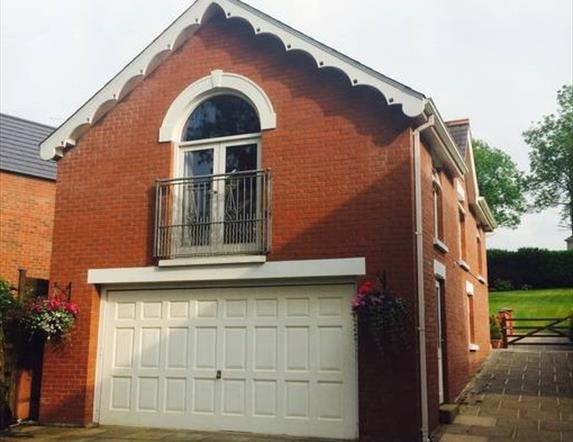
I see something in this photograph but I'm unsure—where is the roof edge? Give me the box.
[40,0,428,160]
[421,99,469,177]
[474,197,497,231]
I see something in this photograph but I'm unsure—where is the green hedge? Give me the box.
[487,248,573,290]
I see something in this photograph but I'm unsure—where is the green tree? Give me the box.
[524,84,573,236]
[473,139,528,228]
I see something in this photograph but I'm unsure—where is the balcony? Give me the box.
[154,169,272,260]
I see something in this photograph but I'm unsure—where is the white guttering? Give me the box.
[471,197,497,232]
[87,257,365,285]
[413,115,435,442]
[421,99,468,178]
[477,197,497,231]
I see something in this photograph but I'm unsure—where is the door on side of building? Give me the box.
[436,279,446,404]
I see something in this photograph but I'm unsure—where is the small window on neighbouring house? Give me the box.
[183,95,260,141]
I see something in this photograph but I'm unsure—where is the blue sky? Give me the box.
[1,0,571,249]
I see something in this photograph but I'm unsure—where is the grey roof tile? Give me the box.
[0,113,56,180]
[446,120,470,158]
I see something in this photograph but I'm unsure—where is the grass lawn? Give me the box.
[489,288,573,330]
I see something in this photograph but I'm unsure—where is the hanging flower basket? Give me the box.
[352,276,409,352]
[21,297,79,342]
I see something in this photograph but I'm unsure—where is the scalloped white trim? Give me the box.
[159,70,276,143]
[40,0,426,160]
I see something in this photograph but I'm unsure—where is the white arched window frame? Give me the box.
[159,70,276,144]
[157,70,276,257]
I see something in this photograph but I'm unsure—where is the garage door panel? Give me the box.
[113,328,134,368]
[196,299,217,318]
[110,376,131,411]
[222,379,247,415]
[254,326,277,370]
[116,302,136,320]
[164,377,186,413]
[195,327,217,369]
[99,285,358,439]
[224,299,248,318]
[253,380,277,417]
[193,378,216,414]
[254,298,278,317]
[137,377,160,412]
[139,327,161,368]
[318,326,343,372]
[168,301,189,319]
[166,327,188,368]
[141,301,162,320]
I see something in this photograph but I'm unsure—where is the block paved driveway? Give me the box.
[436,342,573,442]
[2,344,571,442]
[0,425,345,442]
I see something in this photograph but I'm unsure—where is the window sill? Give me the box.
[458,260,470,272]
[433,238,449,253]
[158,255,267,267]
[469,343,480,352]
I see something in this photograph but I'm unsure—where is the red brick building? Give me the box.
[0,113,56,287]
[38,1,496,440]
[0,113,56,421]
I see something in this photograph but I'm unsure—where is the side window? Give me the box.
[432,170,444,242]
[459,208,467,262]
[467,294,475,344]
[476,234,483,275]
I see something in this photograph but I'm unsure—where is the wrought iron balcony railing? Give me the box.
[154,169,272,259]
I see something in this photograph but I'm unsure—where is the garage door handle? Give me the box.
[216,370,222,380]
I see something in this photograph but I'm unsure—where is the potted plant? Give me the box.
[490,315,502,349]
[21,297,79,342]
[352,275,409,353]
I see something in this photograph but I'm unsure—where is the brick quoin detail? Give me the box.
[41,11,490,442]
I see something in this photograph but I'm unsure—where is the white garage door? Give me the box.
[97,284,358,439]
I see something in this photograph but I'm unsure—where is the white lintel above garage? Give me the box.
[87,257,366,285]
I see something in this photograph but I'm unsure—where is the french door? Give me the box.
[176,137,261,255]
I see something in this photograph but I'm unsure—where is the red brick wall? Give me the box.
[420,140,490,426]
[41,13,420,441]
[0,171,55,285]
[41,10,489,441]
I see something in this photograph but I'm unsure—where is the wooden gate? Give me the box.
[501,314,572,346]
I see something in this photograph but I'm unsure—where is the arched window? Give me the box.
[173,93,265,255]
[182,95,260,141]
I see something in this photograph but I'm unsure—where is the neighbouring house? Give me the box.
[0,113,56,421]
[0,114,56,286]
[36,1,496,440]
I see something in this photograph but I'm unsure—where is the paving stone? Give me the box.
[453,415,496,427]
[540,419,573,432]
[161,432,211,441]
[439,434,488,442]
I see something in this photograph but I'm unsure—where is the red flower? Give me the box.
[357,281,376,295]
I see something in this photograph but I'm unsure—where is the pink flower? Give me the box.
[66,303,79,316]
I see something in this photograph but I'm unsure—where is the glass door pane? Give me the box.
[181,149,214,248]
[223,144,258,246]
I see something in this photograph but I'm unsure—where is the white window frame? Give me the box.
[174,134,263,256]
